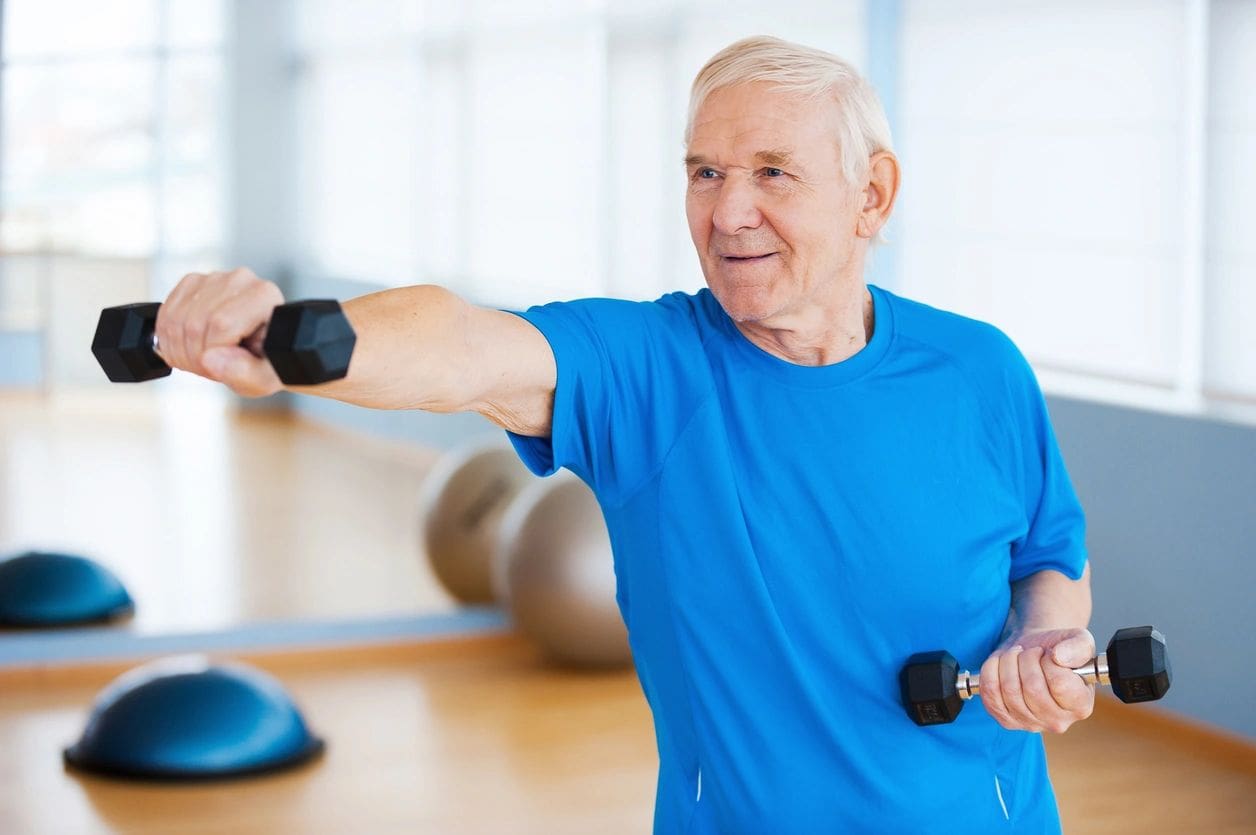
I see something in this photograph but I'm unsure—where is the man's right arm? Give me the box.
[154,269,557,438]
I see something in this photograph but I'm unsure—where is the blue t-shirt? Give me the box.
[507,284,1086,834]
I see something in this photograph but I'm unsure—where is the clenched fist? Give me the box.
[154,268,286,397]
[978,627,1097,734]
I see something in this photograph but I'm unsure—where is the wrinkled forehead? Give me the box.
[687,83,841,164]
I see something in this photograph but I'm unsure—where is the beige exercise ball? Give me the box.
[419,443,535,604]
[492,472,631,668]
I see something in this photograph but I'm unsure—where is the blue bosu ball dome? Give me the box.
[0,551,134,627]
[64,656,325,780]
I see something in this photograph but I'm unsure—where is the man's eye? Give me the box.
[698,168,718,179]
[763,167,785,177]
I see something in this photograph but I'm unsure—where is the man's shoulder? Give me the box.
[882,287,1027,376]
[528,289,706,326]
[514,290,715,373]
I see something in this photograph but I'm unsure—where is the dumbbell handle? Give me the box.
[148,318,268,358]
[145,316,267,359]
[955,653,1110,700]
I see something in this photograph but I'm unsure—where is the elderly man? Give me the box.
[157,36,1092,834]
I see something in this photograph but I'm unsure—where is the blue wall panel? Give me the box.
[0,331,43,387]
[1049,395,1256,740]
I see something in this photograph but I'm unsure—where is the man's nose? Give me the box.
[711,176,763,235]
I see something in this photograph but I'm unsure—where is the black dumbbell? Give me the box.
[899,625,1172,727]
[91,299,356,386]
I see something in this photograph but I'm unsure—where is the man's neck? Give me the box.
[733,283,874,367]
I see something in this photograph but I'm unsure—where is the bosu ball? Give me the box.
[64,655,325,780]
[0,551,134,627]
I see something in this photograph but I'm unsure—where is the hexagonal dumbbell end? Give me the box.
[1106,625,1172,703]
[91,303,172,383]
[262,300,356,386]
[900,650,965,726]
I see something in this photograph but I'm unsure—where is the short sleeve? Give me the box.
[1002,344,1088,582]
[504,296,709,505]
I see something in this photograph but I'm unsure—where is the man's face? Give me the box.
[685,83,863,324]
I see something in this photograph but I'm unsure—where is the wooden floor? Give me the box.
[0,389,458,634]
[0,636,1253,834]
[1046,706,1256,834]
[0,637,658,835]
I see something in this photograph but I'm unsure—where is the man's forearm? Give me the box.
[293,284,474,411]
[1001,562,1092,643]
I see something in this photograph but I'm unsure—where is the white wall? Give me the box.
[1204,0,1256,404]
[897,0,1189,388]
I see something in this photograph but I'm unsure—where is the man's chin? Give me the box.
[723,305,768,324]
[711,291,780,325]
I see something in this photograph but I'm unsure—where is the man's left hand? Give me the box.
[978,628,1096,734]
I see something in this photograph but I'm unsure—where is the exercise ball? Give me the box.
[419,443,535,603]
[0,551,134,627]
[493,472,631,668]
[64,655,324,780]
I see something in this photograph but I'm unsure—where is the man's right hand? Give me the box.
[154,268,287,398]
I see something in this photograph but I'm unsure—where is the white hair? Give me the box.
[685,36,895,244]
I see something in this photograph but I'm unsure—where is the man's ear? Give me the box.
[857,151,901,240]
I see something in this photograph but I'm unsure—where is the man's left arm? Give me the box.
[978,562,1095,734]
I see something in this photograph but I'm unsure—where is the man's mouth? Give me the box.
[720,253,776,263]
